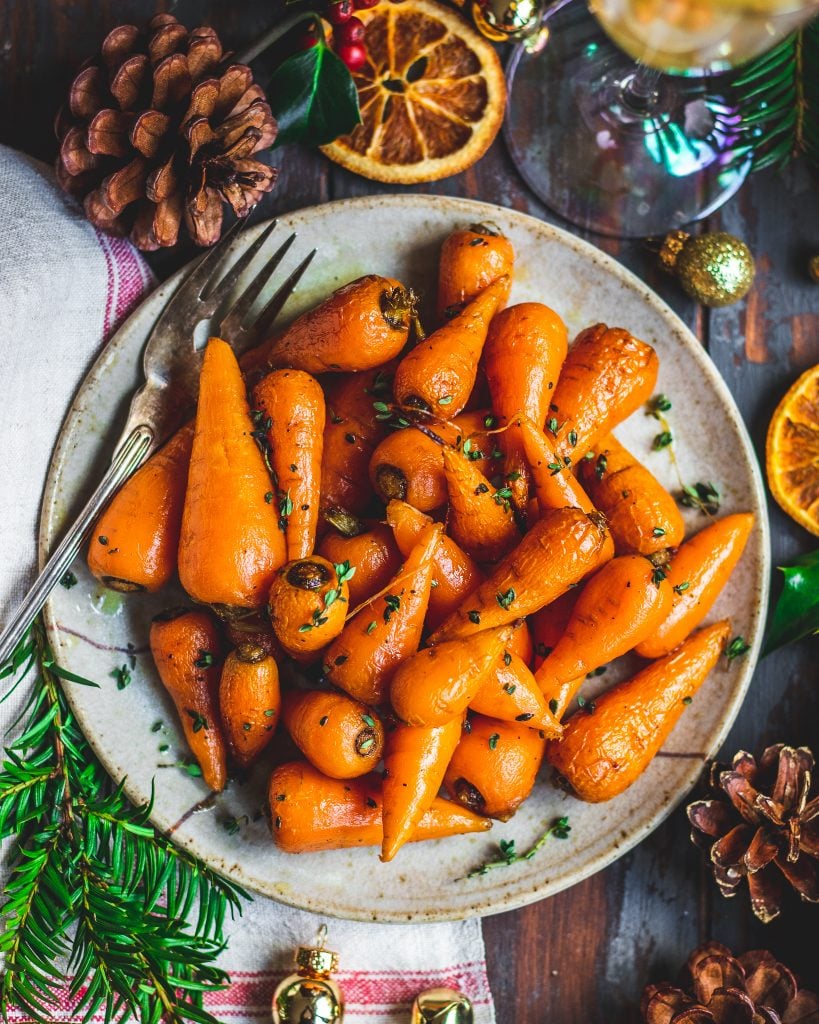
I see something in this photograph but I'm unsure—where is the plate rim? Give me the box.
[40,193,771,922]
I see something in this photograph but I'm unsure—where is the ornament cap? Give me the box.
[296,946,339,976]
[659,229,691,271]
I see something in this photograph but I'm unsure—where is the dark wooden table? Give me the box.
[2,2,818,1020]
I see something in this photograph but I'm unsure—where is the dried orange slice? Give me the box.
[322,0,506,183]
[766,363,819,536]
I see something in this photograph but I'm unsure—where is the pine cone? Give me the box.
[55,14,277,250]
[687,745,819,923]
[641,941,819,1024]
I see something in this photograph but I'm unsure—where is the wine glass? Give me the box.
[504,0,818,237]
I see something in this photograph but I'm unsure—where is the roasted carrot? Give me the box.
[281,690,384,779]
[219,642,280,768]
[89,421,194,593]
[385,499,483,631]
[381,716,464,862]
[318,518,403,609]
[507,619,534,666]
[547,621,732,802]
[429,507,610,643]
[444,714,547,820]
[635,513,755,659]
[535,555,673,720]
[393,276,508,416]
[529,589,580,669]
[437,223,514,321]
[149,607,227,792]
[178,337,285,611]
[516,414,594,515]
[577,433,685,555]
[442,447,519,563]
[252,368,325,562]
[469,651,562,735]
[390,624,516,727]
[269,761,491,853]
[267,556,350,662]
[484,304,569,514]
[322,525,441,704]
[320,366,392,516]
[224,615,283,659]
[549,324,659,459]
[260,275,416,374]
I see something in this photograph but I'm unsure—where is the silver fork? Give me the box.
[0,218,316,665]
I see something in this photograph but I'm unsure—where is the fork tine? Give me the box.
[201,218,279,304]
[218,232,298,334]
[171,216,250,304]
[245,248,317,344]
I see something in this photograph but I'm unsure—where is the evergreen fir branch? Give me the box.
[0,619,249,1024]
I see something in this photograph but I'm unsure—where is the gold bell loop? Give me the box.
[295,946,339,977]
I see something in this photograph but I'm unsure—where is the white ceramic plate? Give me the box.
[41,195,769,923]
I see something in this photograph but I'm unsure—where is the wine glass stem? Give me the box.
[620,63,663,116]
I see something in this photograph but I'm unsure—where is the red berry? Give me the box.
[337,42,368,72]
[299,30,319,49]
[353,0,379,10]
[327,0,354,24]
[338,16,365,44]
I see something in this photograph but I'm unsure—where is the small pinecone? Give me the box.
[641,941,819,1024]
[55,14,277,250]
[687,745,819,923]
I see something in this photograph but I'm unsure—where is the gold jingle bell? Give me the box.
[410,987,474,1024]
[470,0,550,51]
[272,927,344,1024]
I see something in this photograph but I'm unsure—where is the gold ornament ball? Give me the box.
[470,0,548,47]
[272,945,344,1024]
[660,230,755,307]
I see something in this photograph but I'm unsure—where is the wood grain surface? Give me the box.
[1,2,818,1020]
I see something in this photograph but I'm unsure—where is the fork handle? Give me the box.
[0,425,154,667]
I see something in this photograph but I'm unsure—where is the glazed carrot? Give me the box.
[529,589,580,669]
[390,624,516,728]
[252,368,325,562]
[444,714,547,820]
[269,761,491,853]
[381,716,463,861]
[260,275,416,374]
[281,690,384,779]
[429,507,610,643]
[442,447,519,563]
[320,366,392,516]
[393,276,508,416]
[178,337,285,611]
[507,619,533,666]
[484,304,569,514]
[547,621,732,802]
[322,525,441,704]
[535,555,673,720]
[517,414,594,515]
[267,556,350,662]
[318,518,402,608]
[385,499,483,631]
[549,324,659,459]
[224,616,282,659]
[469,651,562,736]
[149,608,227,792]
[577,433,685,555]
[437,223,514,320]
[89,421,194,593]
[219,642,280,768]
[635,513,755,659]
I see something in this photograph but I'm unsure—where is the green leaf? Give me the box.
[268,40,361,148]
[763,549,819,655]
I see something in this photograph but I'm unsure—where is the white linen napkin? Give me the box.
[0,143,495,1024]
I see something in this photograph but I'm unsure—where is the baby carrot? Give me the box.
[442,447,519,563]
[529,589,580,669]
[252,368,325,562]
[322,524,441,705]
[547,621,732,802]
[393,276,509,416]
[469,651,562,736]
[381,716,464,862]
[444,714,547,820]
[318,518,403,609]
[437,223,514,321]
[635,513,755,659]
[88,421,194,593]
[178,337,286,611]
[577,433,685,555]
[281,690,384,779]
[224,616,282,660]
[390,624,516,728]
[429,507,610,643]
[269,761,491,853]
[219,643,280,768]
[535,555,673,720]
[149,608,227,792]
[267,556,350,662]
[517,414,595,514]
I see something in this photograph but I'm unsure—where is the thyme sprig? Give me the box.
[464,816,571,879]
[0,619,248,1024]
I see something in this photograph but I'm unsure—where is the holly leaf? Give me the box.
[763,549,819,656]
[268,40,361,148]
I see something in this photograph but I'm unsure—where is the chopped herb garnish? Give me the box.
[548,462,562,475]
[503,650,512,667]
[515,713,534,722]
[586,666,607,678]
[366,620,377,635]
[549,699,559,715]
[60,570,78,589]
[383,594,401,623]
[344,432,356,444]
[373,401,390,414]
[468,610,481,625]
[680,481,721,516]
[110,664,131,690]
[493,485,513,510]
[194,650,213,669]
[577,694,596,714]
[547,417,558,435]
[158,743,169,753]
[264,708,277,717]
[647,394,672,417]
[475,482,489,495]
[496,588,515,610]
[264,491,274,503]
[362,714,376,728]
[682,696,693,705]
[186,710,208,733]
[98,535,108,545]
[366,797,378,809]
[503,683,516,695]
[488,733,500,750]
[464,816,571,878]
[484,414,497,428]
[673,581,691,594]
[653,527,666,537]
[595,454,608,479]
[653,431,673,450]
[438,395,454,406]
[726,636,751,661]
[568,430,578,448]
[242,722,252,732]
[536,643,552,659]
[652,565,668,586]
[319,716,329,727]
[151,721,163,733]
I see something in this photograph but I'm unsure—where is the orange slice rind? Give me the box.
[766,363,819,536]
